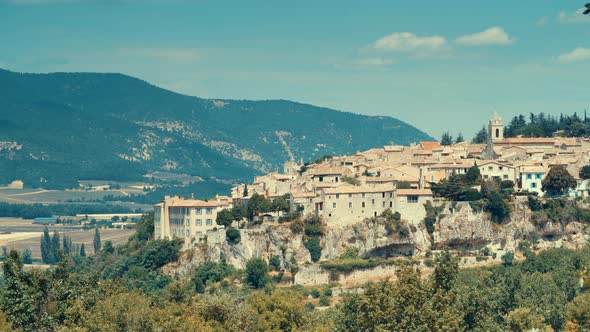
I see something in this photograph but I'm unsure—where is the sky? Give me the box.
[1,0,589,139]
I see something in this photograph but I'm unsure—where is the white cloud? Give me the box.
[558,8,590,24]
[120,48,201,63]
[536,16,549,26]
[455,26,514,46]
[355,57,394,66]
[558,47,590,63]
[372,32,446,52]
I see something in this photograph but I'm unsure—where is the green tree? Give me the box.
[93,228,101,254]
[102,240,114,254]
[542,166,576,195]
[580,165,590,180]
[486,191,511,223]
[134,212,154,242]
[80,243,86,257]
[465,165,481,184]
[271,197,290,213]
[455,133,464,143]
[243,184,249,197]
[22,248,32,264]
[568,291,590,330]
[472,126,488,144]
[245,257,270,289]
[216,209,235,228]
[231,205,247,221]
[226,228,241,244]
[441,131,453,146]
[51,230,60,263]
[432,251,459,292]
[40,226,51,264]
[247,193,272,220]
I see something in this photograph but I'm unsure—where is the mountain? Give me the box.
[0,68,434,189]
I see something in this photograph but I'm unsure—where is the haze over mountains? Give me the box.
[0,69,433,189]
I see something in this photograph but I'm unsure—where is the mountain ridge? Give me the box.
[0,68,434,189]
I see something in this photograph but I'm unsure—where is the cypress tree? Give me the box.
[40,226,51,263]
[62,235,72,255]
[51,231,60,263]
[80,243,86,257]
[93,228,101,254]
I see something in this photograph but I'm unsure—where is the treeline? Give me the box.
[0,202,133,219]
[504,112,590,138]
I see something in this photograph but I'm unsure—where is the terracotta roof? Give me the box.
[420,141,442,151]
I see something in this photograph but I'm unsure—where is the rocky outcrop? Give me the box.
[164,199,590,281]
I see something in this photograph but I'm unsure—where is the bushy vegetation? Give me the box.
[503,112,590,138]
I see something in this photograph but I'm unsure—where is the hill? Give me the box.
[0,69,433,189]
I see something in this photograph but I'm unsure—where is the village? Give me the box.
[154,113,590,248]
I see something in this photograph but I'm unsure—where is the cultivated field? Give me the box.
[0,187,147,204]
[0,218,135,258]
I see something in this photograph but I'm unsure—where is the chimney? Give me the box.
[419,167,425,190]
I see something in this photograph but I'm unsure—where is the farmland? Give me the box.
[0,218,135,259]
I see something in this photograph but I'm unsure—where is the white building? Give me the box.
[154,195,232,248]
[520,165,545,196]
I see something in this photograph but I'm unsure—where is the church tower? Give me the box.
[488,112,503,142]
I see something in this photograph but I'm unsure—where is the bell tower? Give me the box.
[488,112,503,142]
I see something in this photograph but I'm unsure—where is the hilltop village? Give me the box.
[154,113,590,249]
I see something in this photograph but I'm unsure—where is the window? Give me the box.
[335,177,339,182]
[389,192,393,198]
[484,175,489,179]
[195,231,202,235]
[382,201,385,208]
[536,174,542,179]
[371,199,375,205]
[526,174,532,180]
[319,176,324,182]
[332,202,336,208]
[186,220,190,226]
[206,208,213,215]
[195,208,202,215]
[206,219,213,225]
[362,193,366,198]
[336,194,340,199]
[488,166,493,171]
[195,219,202,226]
[499,166,503,171]
[408,195,418,203]
[503,175,508,179]
[349,202,352,208]
[495,128,499,138]
[348,194,352,198]
[531,183,537,189]
[382,192,385,198]
[362,202,366,208]
[186,230,190,237]
[390,201,393,208]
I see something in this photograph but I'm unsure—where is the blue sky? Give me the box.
[1,0,589,139]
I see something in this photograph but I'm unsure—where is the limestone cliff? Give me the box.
[164,198,590,282]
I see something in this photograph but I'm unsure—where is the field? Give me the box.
[0,218,135,258]
[0,187,147,204]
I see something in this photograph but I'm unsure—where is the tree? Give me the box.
[243,184,249,197]
[226,228,241,244]
[271,197,290,213]
[102,240,114,254]
[585,3,590,15]
[486,191,511,223]
[51,231,60,263]
[216,209,235,228]
[455,133,464,144]
[22,249,32,264]
[93,228,101,254]
[62,235,72,255]
[247,193,272,220]
[134,212,154,242]
[472,126,488,144]
[464,165,481,184]
[441,131,453,146]
[568,291,590,330]
[542,166,576,195]
[580,165,590,180]
[231,205,247,221]
[245,257,269,289]
[80,243,86,257]
[40,226,51,264]
[432,251,458,292]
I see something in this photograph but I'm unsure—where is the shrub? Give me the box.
[311,289,321,298]
[528,196,542,211]
[339,247,360,260]
[246,257,270,289]
[304,237,322,262]
[290,218,305,234]
[269,255,281,271]
[319,294,330,306]
[226,228,241,244]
